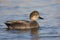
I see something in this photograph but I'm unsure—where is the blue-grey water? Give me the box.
[0,0,60,40]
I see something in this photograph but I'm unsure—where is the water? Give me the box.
[0,0,60,40]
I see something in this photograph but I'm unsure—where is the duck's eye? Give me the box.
[36,14,38,16]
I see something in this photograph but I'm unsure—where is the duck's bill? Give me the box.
[39,16,44,19]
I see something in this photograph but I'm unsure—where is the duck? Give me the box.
[5,11,43,30]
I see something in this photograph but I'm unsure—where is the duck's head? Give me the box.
[30,11,43,21]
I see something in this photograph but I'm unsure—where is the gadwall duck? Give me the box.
[5,11,43,30]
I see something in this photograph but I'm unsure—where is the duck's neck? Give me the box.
[30,20,37,23]
[31,20,36,22]
[30,20,39,28]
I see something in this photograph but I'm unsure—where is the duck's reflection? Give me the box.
[6,28,39,40]
[31,28,39,40]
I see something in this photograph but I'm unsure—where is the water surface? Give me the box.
[0,0,60,40]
